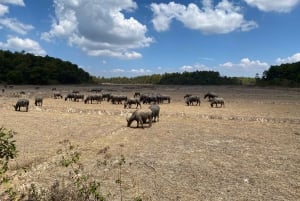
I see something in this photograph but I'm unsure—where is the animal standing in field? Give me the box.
[13,99,29,112]
[133,92,141,98]
[210,97,225,108]
[149,104,160,122]
[53,92,63,99]
[185,96,201,106]
[204,92,218,101]
[109,95,127,104]
[127,109,153,128]
[34,97,43,106]
[184,94,192,99]
[84,95,103,104]
[157,94,171,104]
[124,98,141,109]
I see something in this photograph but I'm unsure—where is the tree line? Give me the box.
[0,50,93,84]
[1,49,299,86]
[258,61,300,87]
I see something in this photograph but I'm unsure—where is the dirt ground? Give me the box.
[1,85,300,201]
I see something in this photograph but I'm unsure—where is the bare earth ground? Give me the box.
[0,85,300,201]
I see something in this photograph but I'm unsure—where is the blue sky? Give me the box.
[0,0,300,78]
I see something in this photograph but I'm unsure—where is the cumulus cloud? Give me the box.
[0,0,25,6]
[276,53,300,64]
[0,36,46,56]
[130,68,152,74]
[0,18,33,34]
[180,64,210,72]
[244,0,300,12]
[151,0,258,34]
[0,0,33,34]
[0,4,9,16]
[219,58,269,77]
[41,0,153,59]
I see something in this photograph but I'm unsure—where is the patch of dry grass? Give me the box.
[1,85,300,200]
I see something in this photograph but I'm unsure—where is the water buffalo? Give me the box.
[157,94,171,104]
[84,95,103,104]
[185,96,201,106]
[53,92,63,99]
[34,97,43,106]
[124,98,141,109]
[127,109,153,128]
[133,92,141,98]
[204,92,218,101]
[210,97,225,108]
[149,104,160,122]
[109,95,127,104]
[13,99,29,112]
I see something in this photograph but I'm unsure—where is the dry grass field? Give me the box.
[1,84,300,201]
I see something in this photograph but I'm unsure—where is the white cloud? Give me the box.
[276,53,300,64]
[0,0,25,6]
[0,36,46,56]
[130,68,152,74]
[41,0,153,59]
[0,17,33,34]
[151,0,258,34]
[244,0,300,12]
[0,4,9,16]
[219,58,269,77]
[180,64,210,72]
[112,68,125,73]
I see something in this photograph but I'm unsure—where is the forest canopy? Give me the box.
[0,50,93,84]
[1,49,299,86]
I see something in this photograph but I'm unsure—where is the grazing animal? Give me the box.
[210,97,225,108]
[133,92,141,98]
[184,94,192,99]
[185,96,201,106]
[109,95,127,104]
[149,104,160,122]
[140,94,158,104]
[84,95,102,104]
[124,98,141,109]
[53,92,63,99]
[13,99,29,112]
[127,109,153,128]
[34,97,43,106]
[157,94,171,104]
[204,92,218,101]
[65,93,75,101]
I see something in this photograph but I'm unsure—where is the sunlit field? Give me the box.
[1,85,300,200]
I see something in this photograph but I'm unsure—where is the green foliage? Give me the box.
[0,127,17,179]
[0,50,93,85]
[0,127,18,200]
[261,61,300,86]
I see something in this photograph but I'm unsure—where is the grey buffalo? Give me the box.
[35,97,43,106]
[210,97,225,108]
[13,99,29,112]
[149,104,160,122]
[185,96,201,106]
[127,109,153,128]
[124,98,141,109]
[204,92,218,101]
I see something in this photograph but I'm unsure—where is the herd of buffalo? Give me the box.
[7,88,225,128]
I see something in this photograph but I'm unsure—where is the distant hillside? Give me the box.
[0,50,93,85]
